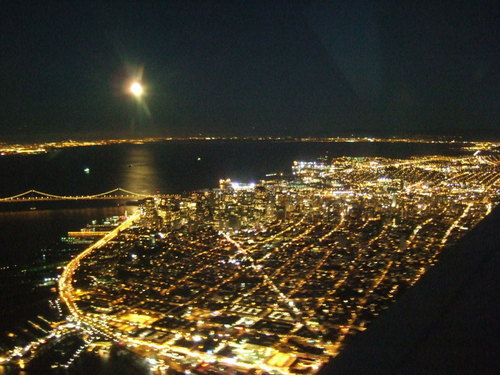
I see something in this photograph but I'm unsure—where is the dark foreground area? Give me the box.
[321,205,500,375]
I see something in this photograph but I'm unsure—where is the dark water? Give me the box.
[0,207,130,266]
[0,141,464,266]
[0,141,464,196]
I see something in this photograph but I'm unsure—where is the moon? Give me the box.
[129,81,143,97]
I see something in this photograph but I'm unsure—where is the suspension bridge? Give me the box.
[0,188,166,203]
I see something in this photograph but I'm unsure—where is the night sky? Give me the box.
[1,0,498,141]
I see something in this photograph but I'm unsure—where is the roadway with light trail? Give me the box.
[58,210,141,327]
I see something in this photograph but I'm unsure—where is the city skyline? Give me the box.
[0,140,498,373]
[0,1,498,373]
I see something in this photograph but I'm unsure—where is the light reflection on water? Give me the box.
[120,146,160,194]
[0,369,28,375]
